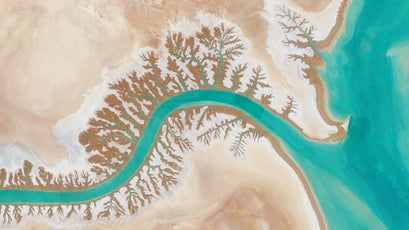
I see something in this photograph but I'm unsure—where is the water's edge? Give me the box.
[0,90,318,204]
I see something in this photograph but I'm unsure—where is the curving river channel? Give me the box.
[1,0,409,229]
[0,90,317,204]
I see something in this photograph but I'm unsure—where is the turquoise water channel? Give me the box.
[0,90,311,205]
[313,0,409,228]
[1,0,409,229]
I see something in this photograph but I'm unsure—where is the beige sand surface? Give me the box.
[263,0,348,140]
[18,140,320,229]
[289,0,332,12]
[0,0,347,228]
[0,0,343,165]
[0,0,137,164]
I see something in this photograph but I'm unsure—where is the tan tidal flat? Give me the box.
[20,141,319,229]
[0,0,348,229]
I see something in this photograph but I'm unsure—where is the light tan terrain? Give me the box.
[0,0,339,164]
[289,0,332,12]
[19,141,319,229]
[0,0,345,229]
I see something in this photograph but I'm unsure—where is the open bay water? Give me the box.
[1,1,408,228]
[309,0,409,228]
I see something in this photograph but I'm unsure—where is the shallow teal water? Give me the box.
[0,90,322,203]
[1,1,408,229]
[312,0,409,229]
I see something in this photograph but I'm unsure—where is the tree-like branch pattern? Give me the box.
[0,20,299,225]
[276,6,325,84]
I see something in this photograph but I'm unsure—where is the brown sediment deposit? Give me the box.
[128,106,327,229]
[307,0,351,142]
[222,0,291,87]
[264,135,326,229]
[0,0,352,228]
[0,0,137,163]
[0,0,283,164]
[118,140,325,229]
[0,0,348,164]
[19,141,321,229]
[277,0,351,142]
[316,0,351,50]
[224,106,327,229]
[218,109,327,229]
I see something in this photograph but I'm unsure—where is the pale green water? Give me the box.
[1,1,409,229]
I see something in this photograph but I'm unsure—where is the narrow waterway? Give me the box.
[0,90,320,203]
[1,1,408,229]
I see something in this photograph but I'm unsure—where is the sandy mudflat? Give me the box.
[289,0,332,12]
[0,0,137,164]
[0,0,347,229]
[0,0,345,165]
[18,140,319,229]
